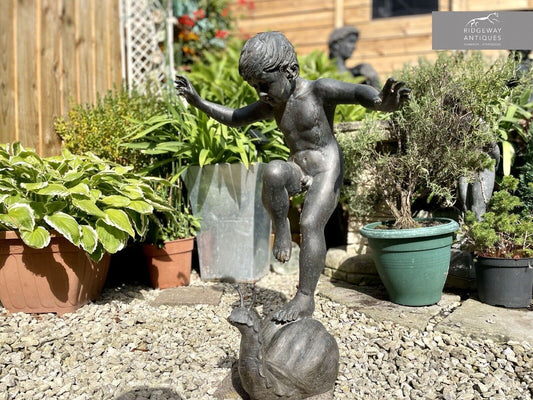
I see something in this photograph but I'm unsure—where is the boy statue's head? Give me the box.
[239,32,299,82]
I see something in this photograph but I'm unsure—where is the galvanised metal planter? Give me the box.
[184,163,271,282]
[360,218,459,306]
[475,256,533,308]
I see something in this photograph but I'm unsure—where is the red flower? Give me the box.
[237,0,255,10]
[221,8,229,17]
[193,9,205,20]
[178,14,195,27]
[215,30,228,39]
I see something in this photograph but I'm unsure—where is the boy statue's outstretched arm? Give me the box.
[318,77,410,112]
[175,75,273,128]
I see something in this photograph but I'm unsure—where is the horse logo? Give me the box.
[465,12,499,27]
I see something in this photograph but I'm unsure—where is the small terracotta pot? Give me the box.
[0,231,110,315]
[142,237,194,289]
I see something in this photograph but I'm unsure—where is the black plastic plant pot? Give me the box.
[475,256,533,308]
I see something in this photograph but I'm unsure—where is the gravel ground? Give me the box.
[0,271,532,400]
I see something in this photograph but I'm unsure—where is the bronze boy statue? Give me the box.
[175,31,409,323]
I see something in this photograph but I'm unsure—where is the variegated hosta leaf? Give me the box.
[127,200,154,215]
[19,227,51,249]
[72,198,106,218]
[100,195,131,208]
[45,200,68,214]
[44,212,81,246]
[68,183,90,196]
[36,183,69,197]
[63,170,85,182]
[114,165,134,175]
[89,189,102,202]
[80,225,98,254]
[88,243,106,263]
[95,219,128,253]
[120,185,144,200]
[103,209,135,237]
[21,182,48,191]
[144,196,175,212]
[126,210,149,237]
[0,203,35,231]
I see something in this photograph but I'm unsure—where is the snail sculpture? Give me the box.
[228,286,339,400]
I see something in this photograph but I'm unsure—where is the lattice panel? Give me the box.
[120,0,173,92]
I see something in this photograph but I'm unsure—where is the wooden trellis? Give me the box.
[120,0,175,93]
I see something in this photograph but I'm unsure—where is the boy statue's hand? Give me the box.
[175,75,198,103]
[376,78,411,112]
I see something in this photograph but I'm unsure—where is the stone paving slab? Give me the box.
[150,285,224,306]
[435,298,533,344]
[317,278,461,331]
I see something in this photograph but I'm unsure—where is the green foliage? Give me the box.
[344,52,517,228]
[143,179,200,248]
[518,140,533,213]
[298,50,369,123]
[54,86,169,169]
[495,86,533,175]
[0,143,179,261]
[123,40,290,180]
[462,176,533,258]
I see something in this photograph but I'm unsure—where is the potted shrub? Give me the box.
[353,52,520,305]
[461,175,533,308]
[141,178,200,289]
[0,143,174,314]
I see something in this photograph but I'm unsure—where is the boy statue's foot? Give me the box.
[273,219,292,262]
[272,292,315,323]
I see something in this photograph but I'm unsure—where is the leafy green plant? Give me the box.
[495,87,533,176]
[123,41,290,180]
[54,85,168,169]
[298,50,369,123]
[518,140,533,213]
[462,175,533,258]
[142,161,200,248]
[0,143,177,261]
[344,51,518,228]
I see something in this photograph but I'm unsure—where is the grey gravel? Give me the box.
[0,271,532,400]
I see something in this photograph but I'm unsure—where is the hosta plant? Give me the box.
[0,143,175,261]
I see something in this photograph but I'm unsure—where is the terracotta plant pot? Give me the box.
[142,237,194,289]
[0,231,110,315]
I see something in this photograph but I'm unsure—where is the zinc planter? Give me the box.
[0,231,110,315]
[360,218,459,306]
[142,237,194,289]
[184,163,271,282]
[475,256,533,308]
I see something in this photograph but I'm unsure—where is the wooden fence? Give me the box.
[2,0,533,157]
[234,0,533,79]
[0,0,122,156]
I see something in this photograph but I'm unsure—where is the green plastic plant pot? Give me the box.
[360,218,459,306]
